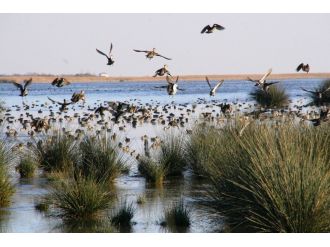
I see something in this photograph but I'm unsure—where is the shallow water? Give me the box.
[0,78,325,232]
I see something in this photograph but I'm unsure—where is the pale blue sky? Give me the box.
[0,14,329,76]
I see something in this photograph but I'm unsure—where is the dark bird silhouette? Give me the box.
[201,24,225,34]
[153,65,171,77]
[309,108,329,126]
[51,77,71,87]
[247,68,278,91]
[133,48,171,60]
[48,97,73,112]
[205,76,224,96]
[296,63,310,73]
[95,105,109,116]
[96,43,115,65]
[12,78,32,97]
[301,86,330,100]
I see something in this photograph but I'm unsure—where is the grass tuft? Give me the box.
[110,201,135,231]
[250,85,289,108]
[16,157,37,178]
[161,200,191,232]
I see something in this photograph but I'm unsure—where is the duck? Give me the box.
[153,65,171,77]
[247,68,278,91]
[51,77,71,87]
[47,97,73,112]
[12,78,32,97]
[133,48,171,60]
[296,63,310,73]
[201,24,225,34]
[301,86,330,100]
[71,91,86,103]
[96,43,115,65]
[205,76,224,96]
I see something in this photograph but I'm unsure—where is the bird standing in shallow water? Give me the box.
[205,76,224,96]
[12,78,32,97]
[296,63,310,73]
[153,65,171,77]
[133,48,171,60]
[201,24,225,33]
[96,43,115,66]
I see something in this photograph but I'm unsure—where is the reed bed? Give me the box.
[16,157,37,178]
[161,200,191,232]
[250,85,289,108]
[110,200,135,231]
[188,121,330,232]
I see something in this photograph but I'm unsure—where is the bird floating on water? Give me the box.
[201,24,225,34]
[96,43,115,66]
[133,48,171,60]
[296,63,310,73]
[12,78,32,97]
[205,76,224,96]
[153,65,171,77]
[51,77,71,87]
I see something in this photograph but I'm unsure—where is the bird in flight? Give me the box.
[48,97,73,112]
[51,77,71,87]
[96,43,115,66]
[153,65,172,77]
[133,48,171,60]
[247,68,279,92]
[205,77,224,96]
[301,86,330,100]
[201,24,225,34]
[296,63,310,73]
[71,91,86,103]
[155,75,182,95]
[12,78,33,97]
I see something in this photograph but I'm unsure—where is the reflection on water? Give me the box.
[0,79,324,232]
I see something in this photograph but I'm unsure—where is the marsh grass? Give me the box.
[16,157,36,178]
[110,200,135,232]
[78,135,128,184]
[0,140,15,207]
[250,85,289,108]
[196,121,330,232]
[161,200,191,232]
[32,132,78,174]
[50,177,113,222]
[136,194,146,205]
[138,134,186,185]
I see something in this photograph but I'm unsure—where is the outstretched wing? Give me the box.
[47,97,59,104]
[301,87,315,94]
[166,75,174,84]
[247,77,258,83]
[267,81,280,86]
[260,68,272,84]
[201,25,211,33]
[321,86,330,94]
[133,49,149,53]
[213,80,224,92]
[214,24,225,30]
[296,63,303,72]
[23,78,33,90]
[155,53,172,60]
[96,48,109,59]
[109,43,113,55]
[62,78,71,85]
[12,81,23,90]
[205,76,212,89]
[51,77,59,86]
[175,76,179,83]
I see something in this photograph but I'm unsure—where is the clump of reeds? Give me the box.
[77,135,128,184]
[197,121,330,232]
[161,200,191,232]
[35,201,50,212]
[138,134,186,185]
[50,177,112,222]
[250,85,289,108]
[136,194,146,205]
[32,132,78,174]
[308,79,330,106]
[0,140,15,207]
[16,157,37,178]
[110,200,135,231]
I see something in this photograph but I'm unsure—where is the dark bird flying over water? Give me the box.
[205,76,224,96]
[96,43,115,66]
[133,48,171,60]
[201,24,225,34]
[153,65,172,77]
[51,77,71,87]
[12,78,32,97]
[296,63,310,73]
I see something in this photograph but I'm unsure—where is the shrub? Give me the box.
[250,85,289,108]
[16,157,36,178]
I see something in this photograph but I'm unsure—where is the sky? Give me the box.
[0,13,329,76]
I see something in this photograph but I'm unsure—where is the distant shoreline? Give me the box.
[0,73,330,83]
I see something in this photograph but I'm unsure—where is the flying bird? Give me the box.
[247,68,279,91]
[96,43,115,66]
[301,86,330,100]
[155,75,182,95]
[296,63,310,73]
[133,48,171,60]
[201,24,225,34]
[51,77,71,87]
[48,97,73,112]
[153,65,172,77]
[205,77,224,96]
[12,78,32,97]
[71,91,86,103]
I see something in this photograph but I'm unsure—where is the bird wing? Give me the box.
[213,80,224,92]
[201,25,211,33]
[321,86,330,94]
[155,86,167,89]
[51,77,59,85]
[109,43,113,55]
[267,81,280,86]
[214,24,225,30]
[96,48,109,59]
[247,77,258,83]
[47,97,59,104]
[133,49,149,53]
[62,78,71,85]
[155,53,172,60]
[260,68,272,84]
[205,76,212,89]
[296,63,304,72]
[175,76,179,83]
[301,87,315,94]
[12,81,23,90]
[23,78,33,90]
[166,75,174,84]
